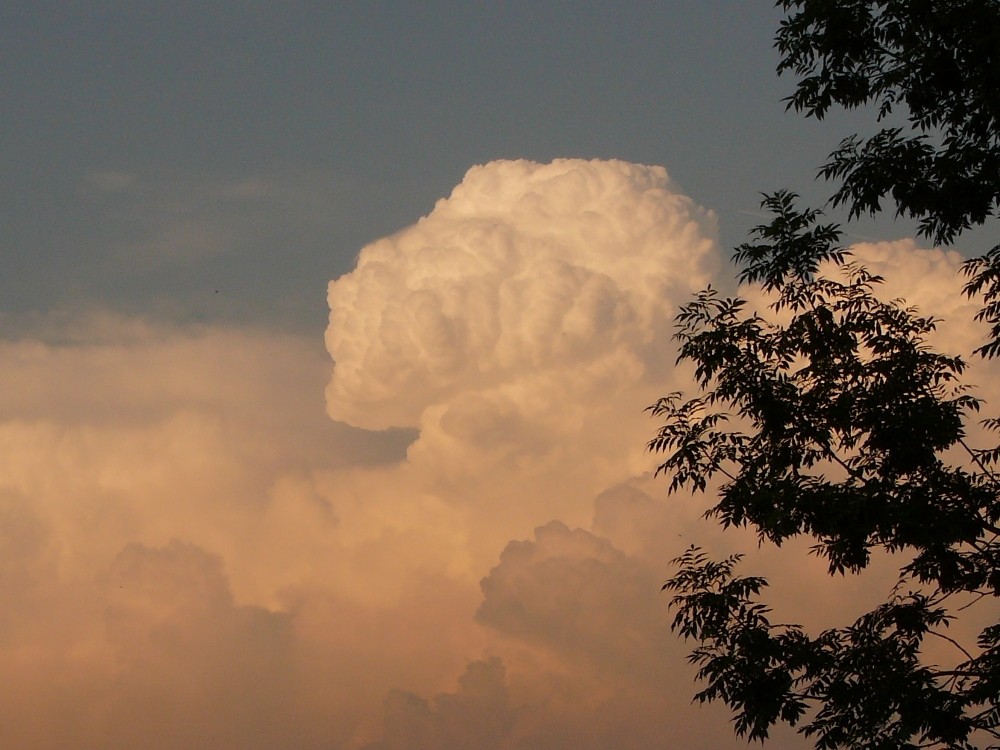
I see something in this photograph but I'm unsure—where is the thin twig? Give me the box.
[959,436,1000,482]
[927,629,976,662]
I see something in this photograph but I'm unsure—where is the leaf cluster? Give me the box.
[776,0,1000,245]
[652,196,1000,749]
[652,195,997,582]
[666,547,998,750]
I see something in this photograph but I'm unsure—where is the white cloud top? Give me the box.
[326,158,719,429]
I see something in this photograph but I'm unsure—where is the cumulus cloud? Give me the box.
[3,159,996,749]
[363,658,514,750]
[370,520,753,750]
[101,541,296,749]
[326,158,720,431]
[477,521,671,681]
[324,158,723,551]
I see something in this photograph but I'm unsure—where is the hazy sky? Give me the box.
[3,1,890,334]
[3,4,996,750]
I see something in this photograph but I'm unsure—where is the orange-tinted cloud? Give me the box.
[1,160,993,749]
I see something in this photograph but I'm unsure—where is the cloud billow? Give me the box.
[3,158,984,749]
[325,158,720,431]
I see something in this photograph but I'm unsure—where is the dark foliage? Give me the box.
[775,0,1000,246]
[652,4,1000,747]
[654,196,1000,749]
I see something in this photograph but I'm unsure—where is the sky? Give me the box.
[2,4,997,750]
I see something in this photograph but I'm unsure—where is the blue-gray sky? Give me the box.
[3,1,890,333]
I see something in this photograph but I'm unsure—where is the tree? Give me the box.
[650,2,1000,749]
[774,0,1000,246]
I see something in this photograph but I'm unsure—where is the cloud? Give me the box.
[363,658,513,750]
[4,159,997,749]
[372,520,750,750]
[100,540,297,749]
[326,158,720,431]
[477,521,670,681]
[0,313,474,748]
[323,158,724,556]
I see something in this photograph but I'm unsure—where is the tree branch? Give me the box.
[926,629,976,662]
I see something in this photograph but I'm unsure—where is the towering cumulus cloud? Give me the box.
[2,159,989,749]
[326,158,720,430]
[324,159,722,556]
[320,160,747,748]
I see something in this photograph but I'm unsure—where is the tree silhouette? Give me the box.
[651,3,1000,748]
